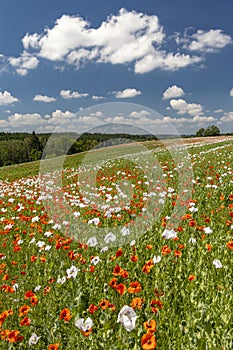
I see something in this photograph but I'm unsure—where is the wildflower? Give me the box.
[130,255,138,262]
[142,260,154,274]
[7,330,23,343]
[109,278,118,288]
[206,243,212,251]
[143,319,156,334]
[161,245,171,255]
[189,206,198,213]
[188,274,196,281]
[34,285,41,292]
[20,317,31,326]
[66,265,79,279]
[88,218,100,225]
[117,305,137,332]
[116,248,123,258]
[90,256,100,265]
[48,343,60,350]
[88,304,98,314]
[19,305,30,317]
[227,240,233,249]
[30,295,38,306]
[189,237,197,244]
[29,333,41,346]
[100,246,108,253]
[36,241,45,248]
[213,259,223,268]
[59,308,71,322]
[104,232,116,243]
[112,265,123,276]
[141,333,156,350]
[99,299,109,310]
[121,227,130,236]
[203,227,212,234]
[162,229,177,239]
[130,297,145,310]
[150,299,163,313]
[24,291,35,299]
[115,283,127,295]
[128,281,142,293]
[153,256,161,264]
[75,317,93,332]
[174,250,182,257]
[87,237,98,247]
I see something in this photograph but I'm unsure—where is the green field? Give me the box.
[0,137,232,349]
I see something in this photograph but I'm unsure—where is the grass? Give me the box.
[0,136,232,349]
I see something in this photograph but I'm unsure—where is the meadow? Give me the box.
[0,136,232,349]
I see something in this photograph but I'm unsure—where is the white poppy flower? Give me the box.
[29,333,41,346]
[75,317,93,331]
[203,227,213,234]
[213,259,223,268]
[162,229,177,240]
[117,305,137,332]
[153,255,161,264]
[66,265,79,279]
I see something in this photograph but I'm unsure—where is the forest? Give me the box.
[0,131,157,167]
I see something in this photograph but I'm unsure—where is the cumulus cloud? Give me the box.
[170,98,203,116]
[20,8,203,74]
[0,91,19,105]
[60,89,89,99]
[220,112,233,122]
[8,113,45,126]
[229,88,233,97]
[114,88,142,99]
[8,51,39,75]
[186,29,232,53]
[134,52,201,73]
[162,85,185,99]
[48,109,77,124]
[129,110,151,118]
[163,115,216,126]
[33,94,56,102]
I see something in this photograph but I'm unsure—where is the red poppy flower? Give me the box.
[128,281,142,293]
[141,333,156,349]
[59,308,71,322]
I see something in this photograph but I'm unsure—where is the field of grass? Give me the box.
[0,137,232,349]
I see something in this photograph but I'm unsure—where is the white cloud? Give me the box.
[0,91,18,105]
[162,85,185,99]
[33,94,56,102]
[8,113,44,126]
[229,88,233,97]
[129,110,151,118]
[60,89,89,99]
[186,29,232,52]
[92,95,105,101]
[114,88,142,99]
[8,51,39,75]
[192,115,216,123]
[170,98,203,116]
[20,9,203,74]
[162,115,216,126]
[48,109,77,124]
[214,109,223,113]
[134,52,202,73]
[220,112,233,122]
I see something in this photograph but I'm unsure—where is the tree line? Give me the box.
[0,132,156,167]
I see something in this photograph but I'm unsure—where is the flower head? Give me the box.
[117,305,137,332]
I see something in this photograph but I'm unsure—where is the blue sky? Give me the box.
[0,0,232,135]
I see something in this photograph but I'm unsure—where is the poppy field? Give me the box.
[0,137,232,349]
